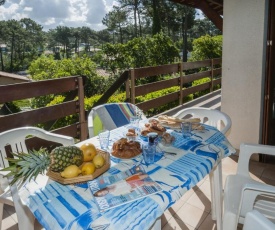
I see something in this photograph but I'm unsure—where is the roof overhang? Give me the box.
[169,0,223,31]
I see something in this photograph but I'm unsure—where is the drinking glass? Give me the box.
[130,116,139,127]
[143,144,155,164]
[181,122,191,138]
[98,130,110,150]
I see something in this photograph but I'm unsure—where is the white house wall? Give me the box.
[221,0,268,150]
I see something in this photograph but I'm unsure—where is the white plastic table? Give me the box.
[22,124,235,230]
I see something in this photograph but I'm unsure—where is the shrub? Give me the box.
[192,77,211,98]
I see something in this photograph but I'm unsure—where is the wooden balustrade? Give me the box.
[0,58,221,144]
[127,58,222,112]
[0,76,87,148]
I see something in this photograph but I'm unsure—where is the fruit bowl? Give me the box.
[46,149,110,185]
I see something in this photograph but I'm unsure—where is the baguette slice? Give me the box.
[158,115,201,123]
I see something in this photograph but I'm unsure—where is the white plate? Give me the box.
[110,151,143,161]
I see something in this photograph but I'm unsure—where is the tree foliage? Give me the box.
[94,32,179,73]
[28,55,111,108]
[0,18,45,71]
[190,35,222,60]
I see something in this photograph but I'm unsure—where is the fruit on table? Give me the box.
[81,162,96,175]
[61,165,81,178]
[93,155,105,168]
[50,146,83,172]
[80,143,97,162]
[2,146,84,185]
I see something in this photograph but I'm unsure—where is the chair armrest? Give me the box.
[29,127,75,146]
[238,143,275,177]
[239,183,275,217]
[243,183,275,194]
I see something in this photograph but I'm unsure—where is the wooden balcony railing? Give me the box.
[0,58,221,144]
[129,58,221,112]
[96,58,222,114]
[0,76,87,148]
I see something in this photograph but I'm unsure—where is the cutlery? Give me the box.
[163,151,177,156]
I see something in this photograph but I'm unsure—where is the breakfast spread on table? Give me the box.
[126,128,137,137]
[112,138,142,159]
[56,143,107,178]
[140,118,166,136]
[3,142,110,184]
[161,132,176,145]
[157,115,204,130]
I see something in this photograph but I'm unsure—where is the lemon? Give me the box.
[93,155,105,168]
[60,165,81,178]
[80,143,97,162]
[81,162,96,175]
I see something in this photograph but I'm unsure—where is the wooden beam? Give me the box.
[197,0,223,31]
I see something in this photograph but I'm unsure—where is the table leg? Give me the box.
[212,160,223,230]
[209,169,216,220]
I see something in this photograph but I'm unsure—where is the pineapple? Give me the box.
[2,146,83,185]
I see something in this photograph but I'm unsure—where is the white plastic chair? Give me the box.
[88,102,146,137]
[172,107,232,226]
[172,107,232,134]
[0,127,74,230]
[243,210,275,230]
[223,143,275,230]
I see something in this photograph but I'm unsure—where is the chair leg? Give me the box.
[10,183,35,230]
[17,206,35,230]
[0,203,3,230]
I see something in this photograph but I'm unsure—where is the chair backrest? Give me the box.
[0,126,74,168]
[172,107,232,134]
[88,103,146,137]
[243,210,275,230]
[236,143,275,223]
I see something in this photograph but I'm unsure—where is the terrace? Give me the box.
[0,0,274,229]
[0,62,274,229]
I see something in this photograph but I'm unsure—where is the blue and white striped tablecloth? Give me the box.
[22,124,235,230]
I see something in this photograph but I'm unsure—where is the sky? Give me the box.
[0,0,117,31]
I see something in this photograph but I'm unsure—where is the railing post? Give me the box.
[210,59,214,92]
[77,76,87,141]
[130,69,135,104]
[179,62,183,105]
[126,71,131,102]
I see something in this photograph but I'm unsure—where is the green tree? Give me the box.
[151,0,161,35]
[97,32,179,73]
[119,0,144,37]
[71,28,81,55]
[0,18,45,71]
[28,55,111,108]
[97,29,112,44]
[190,18,222,38]
[80,27,97,52]
[102,6,128,43]
[54,26,72,57]
[190,35,222,60]
[19,18,45,63]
